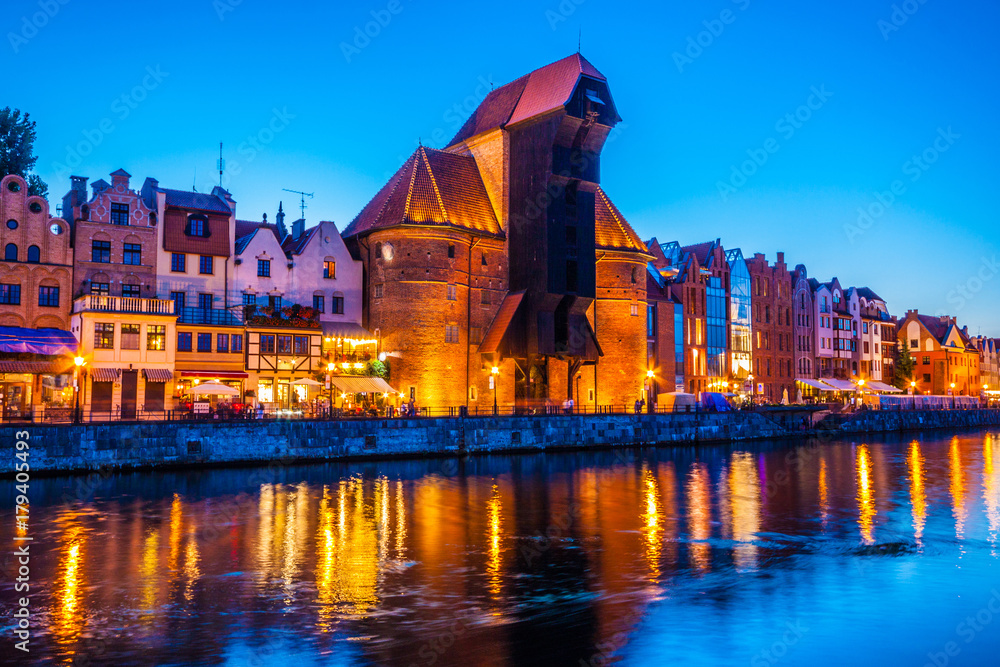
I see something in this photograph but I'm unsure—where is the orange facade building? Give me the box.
[898,310,980,395]
[343,54,650,410]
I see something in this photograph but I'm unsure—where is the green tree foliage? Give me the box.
[0,107,47,197]
[894,338,914,389]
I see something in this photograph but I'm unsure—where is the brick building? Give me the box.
[0,173,73,330]
[855,287,891,382]
[343,54,650,410]
[746,252,793,402]
[791,264,814,381]
[898,310,980,395]
[62,169,158,302]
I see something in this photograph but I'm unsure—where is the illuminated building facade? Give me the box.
[343,54,650,409]
[898,310,980,395]
[746,251,793,402]
[726,248,752,385]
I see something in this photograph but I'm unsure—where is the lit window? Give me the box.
[95,323,115,349]
[324,261,336,279]
[147,326,166,351]
[121,324,140,350]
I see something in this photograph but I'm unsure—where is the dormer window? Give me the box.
[186,216,209,237]
[585,89,605,105]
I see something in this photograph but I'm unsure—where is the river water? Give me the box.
[4,430,1000,666]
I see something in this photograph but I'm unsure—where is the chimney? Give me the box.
[63,176,89,222]
[777,251,785,264]
[292,218,305,240]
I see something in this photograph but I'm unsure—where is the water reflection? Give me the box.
[13,431,1000,665]
[856,444,876,544]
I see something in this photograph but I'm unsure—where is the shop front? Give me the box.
[0,327,78,421]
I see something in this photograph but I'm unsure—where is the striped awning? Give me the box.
[143,368,174,382]
[867,380,903,393]
[820,378,858,391]
[321,321,374,340]
[330,376,396,395]
[91,367,120,382]
[0,360,72,375]
[796,378,836,391]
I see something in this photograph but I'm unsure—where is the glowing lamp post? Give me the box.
[491,366,500,415]
[73,356,86,424]
[645,369,654,413]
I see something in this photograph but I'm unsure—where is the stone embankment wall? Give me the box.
[3,411,784,474]
[837,408,1000,434]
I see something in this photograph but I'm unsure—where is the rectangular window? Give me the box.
[481,289,490,305]
[911,339,919,349]
[91,240,111,263]
[268,295,282,311]
[187,217,208,237]
[445,325,460,343]
[123,243,141,265]
[313,295,325,312]
[147,325,166,351]
[121,284,140,298]
[447,245,455,259]
[199,256,213,275]
[242,293,256,306]
[293,336,310,355]
[923,356,930,365]
[217,334,229,353]
[198,293,213,311]
[177,332,192,352]
[231,334,243,353]
[647,305,656,337]
[170,291,185,311]
[121,323,140,350]
[257,259,271,277]
[470,327,482,345]
[110,202,130,225]
[277,335,292,354]
[91,282,110,296]
[171,253,186,272]
[923,373,931,383]
[94,323,115,349]
[197,333,212,353]
[332,296,344,315]
[324,261,336,279]
[374,284,383,299]
[0,284,21,304]
[447,284,457,301]
[38,286,59,307]
[630,303,639,317]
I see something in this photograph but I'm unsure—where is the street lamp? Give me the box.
[326,362,335,417]
[491,366,499,415]
[910,380,916,396]
[73,356,85,424]
[646,369,655,413]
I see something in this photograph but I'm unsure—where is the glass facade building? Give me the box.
[706,276,727,380]
[726,248,752,381]
[674,302,684,392]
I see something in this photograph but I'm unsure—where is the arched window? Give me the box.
[26,246,39,263]
[4,243,17,261]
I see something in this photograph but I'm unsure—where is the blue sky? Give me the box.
[6,0,999,332]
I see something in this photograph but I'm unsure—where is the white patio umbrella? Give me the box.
[781,388,789,405]
[291,378,323,387]
[185,382,239,396]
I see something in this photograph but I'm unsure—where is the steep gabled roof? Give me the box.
[449,53,617,146]
[854,286,884,303]
[343,146,503,239]
[282,225,318,255]
[594,188,648,254]
[682,240,718,267]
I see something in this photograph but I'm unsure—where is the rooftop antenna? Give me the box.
[192,166,197,192]
[578,28,581,53]
[217,142,225,188]
[282,188,314,220]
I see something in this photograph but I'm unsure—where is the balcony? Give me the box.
[176,307,242,326]
[74,295,175,315]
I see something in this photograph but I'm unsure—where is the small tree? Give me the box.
[0,107,47,197]
[894,338,914,389]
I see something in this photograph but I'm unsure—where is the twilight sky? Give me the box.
[7,0,999,333]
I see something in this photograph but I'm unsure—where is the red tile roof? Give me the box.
[343,147,503,239]
[449,53,613,146]
[594,188,648,254]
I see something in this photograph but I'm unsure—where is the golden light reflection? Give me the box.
[183,524,200,603]
[486,484,503,597]
[395,479,406,559]
[856,445,876,545]
[908,441,927,547]
[950,437,966,540]
[316,486,337,632]
[140,529,160,620]
[52,526,85,649]
[686,462,711,573]
[818,457,829,528]
[377,476,390,565]
[314,477,380,616]
[984,434,1000,550]
[256,484,275,584]
[729,452,760,571]
[640,465,662,579]
[168,494,183,574]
